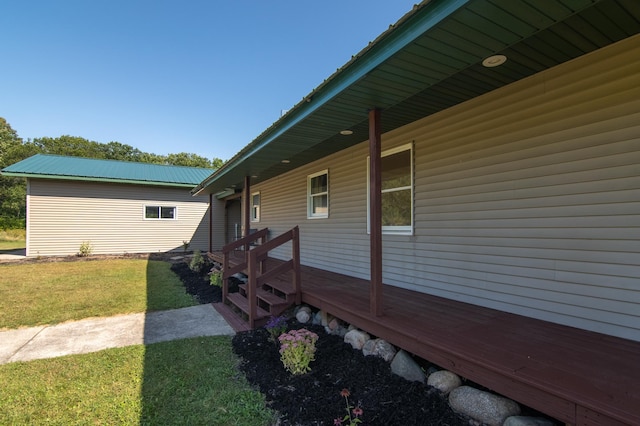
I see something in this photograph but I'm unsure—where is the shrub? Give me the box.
[209,269,222,287]
[78,241,93,257]
[0,217,25,230]
[189,250,205,273]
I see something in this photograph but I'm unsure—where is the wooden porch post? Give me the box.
[369,108,383,316]
[208,193,213,253]
[242,176,251,250]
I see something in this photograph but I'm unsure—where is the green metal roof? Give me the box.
[193,0,640,196]
[1,154,215,187]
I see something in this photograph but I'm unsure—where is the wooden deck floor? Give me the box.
[298,263,639,426]
[211,252,639,425]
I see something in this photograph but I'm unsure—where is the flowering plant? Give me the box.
[265,315,288,343]
[334,389,363,425]
[278,328,319,375]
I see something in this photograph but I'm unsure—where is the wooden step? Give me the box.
[226,293,270,321]
[239,284,291,306]
[211,302,250,332]
[263,276,296,296]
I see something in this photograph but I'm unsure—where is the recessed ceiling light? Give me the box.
[340,129,353,135]
[482,54,507,68]
[281,159,290,164]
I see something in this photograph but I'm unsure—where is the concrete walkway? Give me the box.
[0,304,235,364]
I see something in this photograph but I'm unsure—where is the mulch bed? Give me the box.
[169,257,470,426]
[231,321,470,426]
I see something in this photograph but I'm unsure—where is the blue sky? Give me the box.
[2,1,417,161]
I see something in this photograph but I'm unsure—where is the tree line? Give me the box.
[0,117,224,225]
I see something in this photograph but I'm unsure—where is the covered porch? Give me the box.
[214,253,639,426]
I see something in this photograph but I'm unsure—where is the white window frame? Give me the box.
[307,169,329,219]
[251,192,260,222]
[367,143,413,235]
[144,205,177,220]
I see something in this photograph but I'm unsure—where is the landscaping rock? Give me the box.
[427,370,461,395]
[343,329,370,350]
[362,338,397,362]
[295,306,312,323]
[328,318,340,331]
[449,386,520,426]
[503,416,555,426]
[390,349,426,383]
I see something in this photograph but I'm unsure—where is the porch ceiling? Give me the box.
[193,0,640,196]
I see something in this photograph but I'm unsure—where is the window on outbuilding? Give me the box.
[307,170,329,219]
[368,143,413,234]
[145,205,176,220]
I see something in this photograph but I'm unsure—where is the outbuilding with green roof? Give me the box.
[1,154,215,256]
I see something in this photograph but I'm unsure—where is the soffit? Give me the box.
[195,0,640,195]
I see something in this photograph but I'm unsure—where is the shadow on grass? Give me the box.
[138,253,273,425]
[0,248,25,255]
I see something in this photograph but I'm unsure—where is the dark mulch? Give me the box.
[169,261,222,304]
[169,259,469,425]
[232,321,469,425]
[169,257,242,304]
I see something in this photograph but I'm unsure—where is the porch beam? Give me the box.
[369,108,383,316]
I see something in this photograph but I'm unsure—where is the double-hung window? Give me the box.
[145,205,176,220]
[251,192,260,222]
[368,143,413,234]
[307,170,329,219]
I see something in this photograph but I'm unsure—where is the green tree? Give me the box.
[0,118,225,223]
[0,118,22,168]
[211,157,224,169]
[0,118,27,220]
[165,152,214,168]
[99,141,145,162]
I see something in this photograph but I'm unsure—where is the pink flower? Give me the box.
[333,418,343,425]
[352,407,363,417]
[340,388,350,397]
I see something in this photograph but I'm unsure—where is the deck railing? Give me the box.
[220,226,301,328]
[221,227,269,302]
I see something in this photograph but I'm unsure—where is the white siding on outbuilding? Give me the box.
[251,36,640,341]
[26,180,210,256]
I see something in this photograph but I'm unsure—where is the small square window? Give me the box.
[308,170,329,219]
[160,206,175,219]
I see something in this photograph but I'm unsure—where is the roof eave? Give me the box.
[193,0,470,195]
[1,171,200,188]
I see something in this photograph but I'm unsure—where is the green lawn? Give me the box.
[0,258,276,425]
[0,259,196,329]
[0,240,25,251]
[0,336,275,425]
[0,229,25,251]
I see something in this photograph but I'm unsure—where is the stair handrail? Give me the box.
[221,227,269,303]
[246,226,301,328]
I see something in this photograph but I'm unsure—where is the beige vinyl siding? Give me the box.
[209,195,226,250]
[253,35,640,341]
[26,180,209,256]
